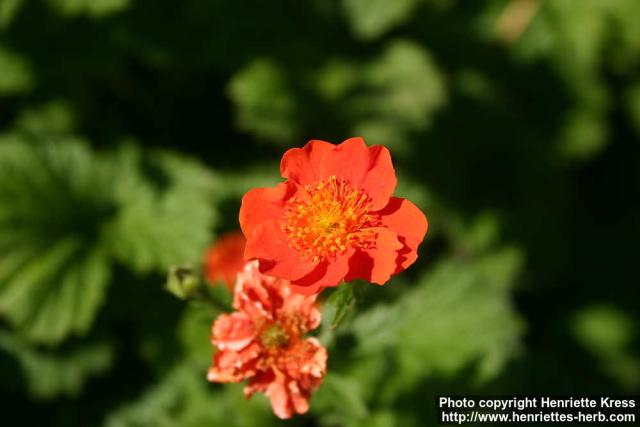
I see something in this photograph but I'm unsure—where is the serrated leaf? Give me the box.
[107,148,219,273]
[0,137,219,344]
[352,248,525,400]
[0,137,116,344]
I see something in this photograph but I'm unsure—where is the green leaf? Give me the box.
[214,164,281,199]
[227,59,300,144]
[0,330,114,398]
[46,0,129,17]
[516,0,640,75]
[342,0,419,40]
[0,137,116,344]
[0,45,34,95]
[107,147,219,273]
[626,83,640,135]
[0,0,23,29]
[512,0,640,161]
[349,40,447,152]
[363,40,446,130]
[572,305,633,355]
[13,100,77,136]
[104,367,190,427]
[352,248,525,400]
[0,137,219,344]
[177,304,218,364]
[324,282,356,328]
[443,211,501,255]
[571,305,640,389]
[557,103,609,159]
[312,373,369,425]
[105,366,278,427]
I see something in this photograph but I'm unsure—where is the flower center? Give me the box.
[260,324,290,348]
[283,175,377,261]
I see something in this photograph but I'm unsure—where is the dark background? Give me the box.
[0,0,638,426]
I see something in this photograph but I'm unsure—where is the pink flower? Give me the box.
[207,260,327,419]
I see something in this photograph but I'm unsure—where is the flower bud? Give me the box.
[166,266,200,300]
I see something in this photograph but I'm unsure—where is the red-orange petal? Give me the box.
[279,293,322,331]
[207,340,262,383]
[239,182,296,239]
[290,249,354,294]
[288,380,310,415]
[280,138,371,188]
[265,373,294,419]
[244,369,275,398]
[244,220,318,281]
[394,236,422,274]
[280,139,334,185]
[203,231,246,290]
[211,312,257,351]
[376,197,428,243]
[376,197,428,274]
[283,338,327,380]
[321,137,370,187]
[233,260,277,318]
[361,145,397,210]
[344,227,403,284]
[289,279,325,296]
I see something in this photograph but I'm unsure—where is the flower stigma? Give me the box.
[260,324,290,348]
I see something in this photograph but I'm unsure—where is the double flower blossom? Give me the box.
[206,137,428,418]
[207,260,326,419]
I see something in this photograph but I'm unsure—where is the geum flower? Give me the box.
[207,260,327,419]
[203,231,247,290]
[239,137,428,294]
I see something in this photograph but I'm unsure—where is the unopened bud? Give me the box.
[166,266,200,300]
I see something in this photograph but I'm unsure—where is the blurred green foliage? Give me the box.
[0,44,33,94]
[0,0,638,425]
[572,305,639,390]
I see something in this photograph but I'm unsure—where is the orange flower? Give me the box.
[207,260,327,419]
[240,137,428,294]
[203,231,247,290]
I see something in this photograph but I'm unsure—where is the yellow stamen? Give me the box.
[283,175,378,261]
